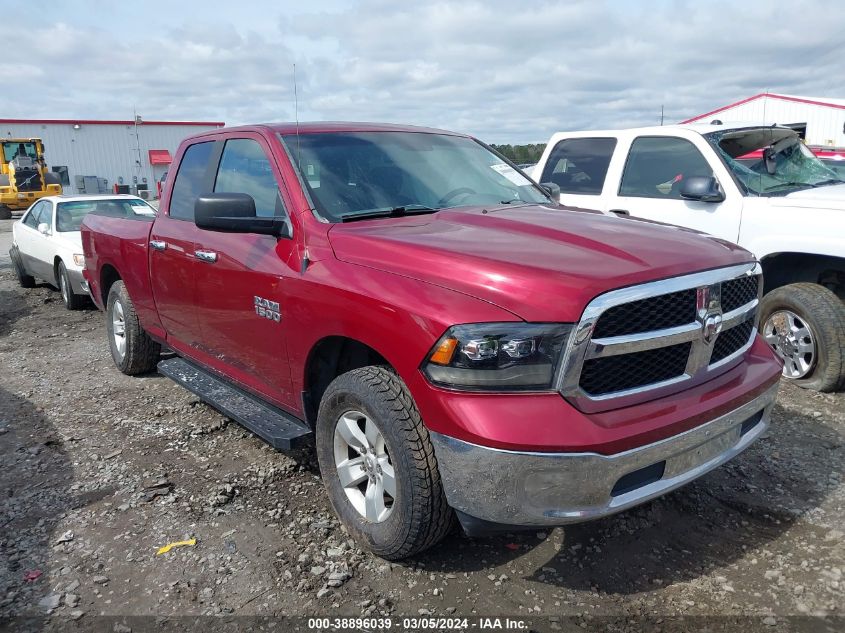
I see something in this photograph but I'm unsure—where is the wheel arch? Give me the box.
[760,252,845,300]
[302,335,393,428]
[52,255,64,284]
[99,263,122,306]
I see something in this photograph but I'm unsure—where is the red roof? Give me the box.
[682,93,845,124]
[0,118,225,127]
[148,149,172,165]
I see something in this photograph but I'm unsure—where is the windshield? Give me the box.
[705,129,843,196]
[2,142,37,164]
[279,131,550,222]
[56,198,155,231]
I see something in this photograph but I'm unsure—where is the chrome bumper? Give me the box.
[430,382,778,527]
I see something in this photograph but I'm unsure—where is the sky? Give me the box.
[2,0,843,144]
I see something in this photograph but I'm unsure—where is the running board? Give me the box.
[157,357,312,450]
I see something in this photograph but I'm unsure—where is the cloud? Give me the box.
[1,0,843,143]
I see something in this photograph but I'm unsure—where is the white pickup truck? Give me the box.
[532,123,845,391]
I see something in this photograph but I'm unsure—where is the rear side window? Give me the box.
[214,138,285,218]
[619,136,713,199]
[539,138,616,195]
[169,141,214,220]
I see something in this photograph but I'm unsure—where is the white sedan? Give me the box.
[9,194,156,309]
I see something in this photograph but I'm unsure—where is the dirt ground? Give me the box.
[0,217,843,632]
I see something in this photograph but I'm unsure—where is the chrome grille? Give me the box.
[580,342,692,396]
[711,318,755,365]
[557,263,762,413]
[592,288,696,338]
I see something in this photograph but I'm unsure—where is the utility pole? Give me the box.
[660,105,664,126]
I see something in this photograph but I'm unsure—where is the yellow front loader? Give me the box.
[0,138,62,219]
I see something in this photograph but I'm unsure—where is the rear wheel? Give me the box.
[0,205,11,220]
[316,366,453,559]
[106,281,161,375]
[760,283,845,392]
[57,261,84,310]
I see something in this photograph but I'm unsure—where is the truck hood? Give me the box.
[779,183,845,210]
[327,205,753,322]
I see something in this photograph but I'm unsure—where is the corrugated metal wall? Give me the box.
[690,97,845,147]
[0,122,222,194]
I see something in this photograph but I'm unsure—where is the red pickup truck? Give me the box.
[81,122,782,559]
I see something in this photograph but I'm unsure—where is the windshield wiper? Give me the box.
[763,182,817,191]
[340,204,439,223]
[812,178,845,187]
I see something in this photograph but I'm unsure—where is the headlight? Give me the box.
[423,323,573,391]
[72,254,85,266]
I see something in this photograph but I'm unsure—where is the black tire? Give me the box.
[105,280,161,375]
[13,255,35,288]
[57,261,84,310]
[0,205,11,220]
[759,283,845,392]
[316,366,453,560]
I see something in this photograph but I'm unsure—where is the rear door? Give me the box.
[537,137,617,210]
[603,135,743,241]
[191,134,298,408]
[149,140,216,352]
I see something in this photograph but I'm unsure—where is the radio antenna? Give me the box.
[293,63,301,170]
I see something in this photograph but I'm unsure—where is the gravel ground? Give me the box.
[0,217,843,632]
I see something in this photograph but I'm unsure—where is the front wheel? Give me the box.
[316,366,453,559]
[760,283,845,392]
[57,261,84,310]
[106,280,161,375]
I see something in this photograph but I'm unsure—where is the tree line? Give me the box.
[490,143,546,164]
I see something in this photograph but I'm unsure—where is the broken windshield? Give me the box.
[704,128,843,196]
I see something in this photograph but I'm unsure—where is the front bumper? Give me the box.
[66,267,88,295]
[431,381,777,528]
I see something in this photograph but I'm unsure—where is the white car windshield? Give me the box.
[56,199,155,231]
[706,128,844,196]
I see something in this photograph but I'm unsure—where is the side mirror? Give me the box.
[194,192,290,238]
[540,181,561,201]
[679,176,725,203]
[37,222,50,235]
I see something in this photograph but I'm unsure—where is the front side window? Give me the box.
[169,141,214,220]
[539,137,616,195]
[23,201,45,228]
[280,131,550,222]
[214,138,285,218]
[620,136,713,199]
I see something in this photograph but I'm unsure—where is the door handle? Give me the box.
[609,209,630,216]
[194,250,218,263]
[149,240,167,251]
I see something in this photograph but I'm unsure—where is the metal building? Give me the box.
[0,118,224,198]
[683,93,845,148]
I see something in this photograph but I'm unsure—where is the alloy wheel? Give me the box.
[763,309,816,379]
[112,299,127,360]
[333,410,396,522]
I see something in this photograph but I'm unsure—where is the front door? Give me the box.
[192,135,298,408]
[603,135,743,242]
[17,200,55,280]
[149,140,216,354]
